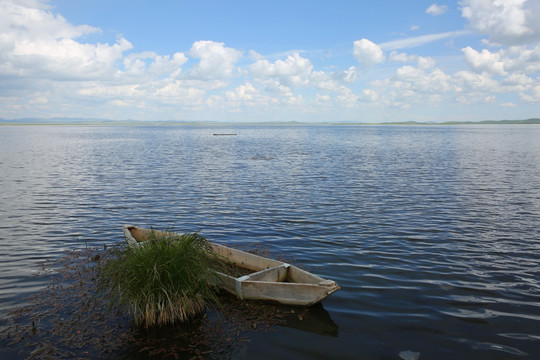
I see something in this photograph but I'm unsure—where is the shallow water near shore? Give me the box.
[1,124,539,359]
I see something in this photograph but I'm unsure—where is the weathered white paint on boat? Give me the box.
[122,225,340,306]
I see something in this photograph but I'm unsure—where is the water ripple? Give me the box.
[1,125,540,359]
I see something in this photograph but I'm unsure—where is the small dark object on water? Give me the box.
[213,133,237,136]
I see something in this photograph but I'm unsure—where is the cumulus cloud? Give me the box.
[462,47,506,75]
[461,44,540,78]
[1,0,539,122]
[0,0,243,115]
[454,71,499,91]
[418,56,437,70]
[149,53,188,76]
[362,56,456,110]
[394,62,451,94]
[120,51,188,81]
[243,52,360,110]
[503,46,540,73]
[226,83,257,102]
[501,73,535,94]
[334,66,357,83]
[249,53,313,90]
[426,4,448,16]
[389,51,418,62]
[523,85,540,101]
[353,39,385,66]
[362,89,379,102]
[250,53,312,79]
[154,81,206,105]
[460,0,540,45]
[224,83,279,109]
[187,41,243,80]
[0,0,132,80]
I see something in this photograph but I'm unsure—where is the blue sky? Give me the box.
[1,0,539,122]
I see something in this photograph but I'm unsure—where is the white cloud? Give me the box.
[226,83,257,102]
[426,4,448,16]
[362,89,379,102]
[388,51,418,62]
[417,56,436,70]
[502,73,534,89]
[149,53,188,76]
[462,47,506,75]
[187,41,243,80]
[250,53,312,79]
[397,67,451,94]
[315,93,331,104]
[241,53,361,110]
[353,39,385,66]
[78,84,141,98]
[154,81,206,105]
[501,45,540,73]
[454,71,500,92]
[310,71,335,91]
[461,44,540,77]
[0,0,132,80]
[525,85,540,101]
[460,0,540,45]
[0,0,99,41]
[249,53,313,90]
[455,93,496,105]
[364,57,455,109]
[380,31,469,50]
[120,51,188,79]
[224,83,279,109]
[32,96,48,103]
[334,66,357,83]
[1,0,538,122]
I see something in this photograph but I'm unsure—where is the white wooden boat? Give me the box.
[122,225,340,306]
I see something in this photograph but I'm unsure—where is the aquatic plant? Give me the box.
[99,231,224,327]
[1,246,292,360]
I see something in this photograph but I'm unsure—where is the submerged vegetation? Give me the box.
[0,246,304,359]
[99,231,225,327]
[0,230,337,359]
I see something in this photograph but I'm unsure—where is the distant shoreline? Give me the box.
[0,118,539,126]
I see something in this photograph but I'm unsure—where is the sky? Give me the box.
[1,0,540,123]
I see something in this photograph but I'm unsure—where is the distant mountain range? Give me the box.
[439,118,540,125]
[1,117,539,125]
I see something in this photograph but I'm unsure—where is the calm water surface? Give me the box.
[1,125,539,359]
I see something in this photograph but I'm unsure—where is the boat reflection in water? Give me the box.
[276,303,339,337]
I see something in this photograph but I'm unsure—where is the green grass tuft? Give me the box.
[99,231,224,327]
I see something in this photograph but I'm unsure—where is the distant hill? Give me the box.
[1,117,539,125]
[439,118,540,125]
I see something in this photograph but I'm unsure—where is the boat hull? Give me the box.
[122,225,340,306]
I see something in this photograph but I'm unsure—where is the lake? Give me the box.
[0,124,539,359]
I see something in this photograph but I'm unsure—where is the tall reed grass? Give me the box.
[99,231,223,327]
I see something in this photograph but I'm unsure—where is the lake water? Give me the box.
[0,124,539,359]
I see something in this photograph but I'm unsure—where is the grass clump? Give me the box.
[100,231,224,327]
